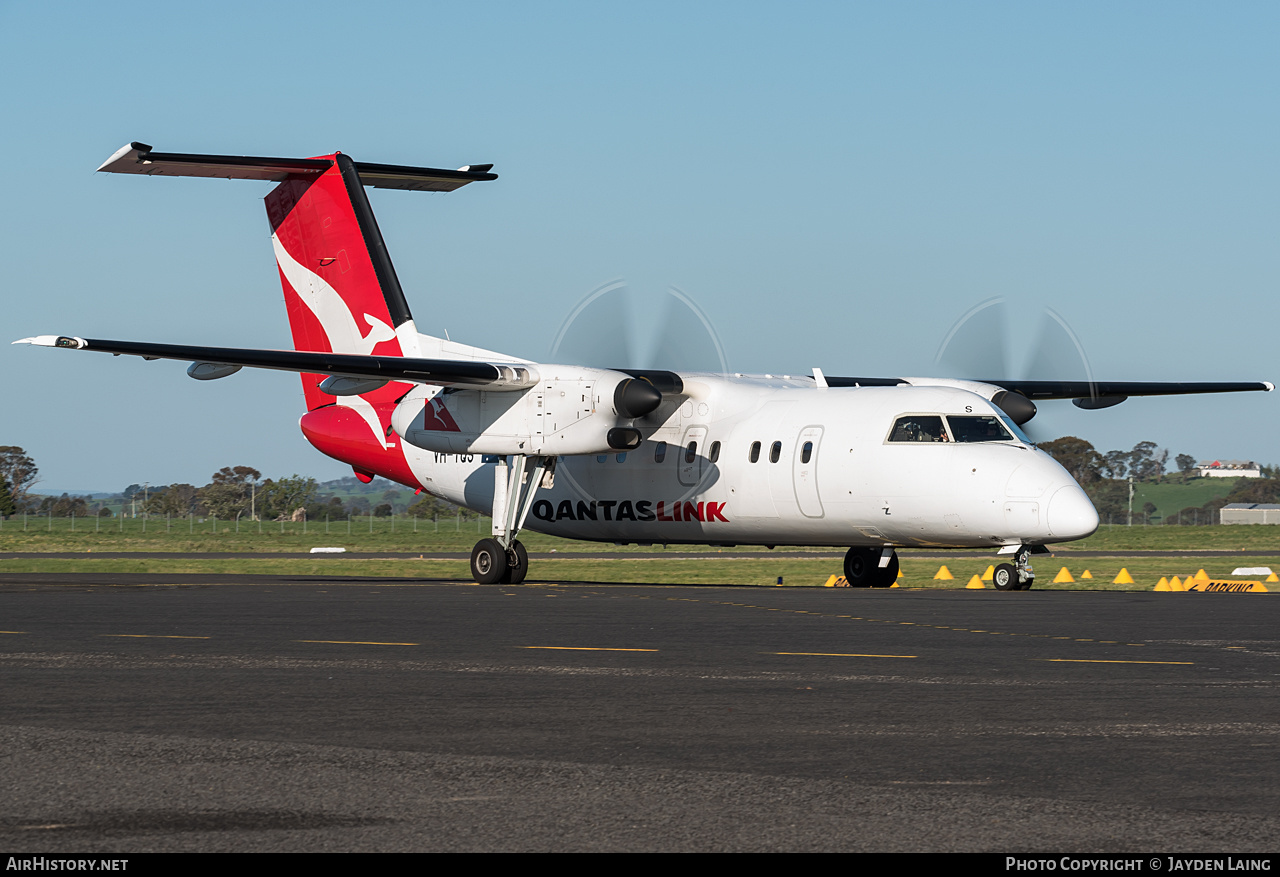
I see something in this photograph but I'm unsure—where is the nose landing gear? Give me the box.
[993,545,1036,590]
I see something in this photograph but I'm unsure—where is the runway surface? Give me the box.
[1,573,1277,852]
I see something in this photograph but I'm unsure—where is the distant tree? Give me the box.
[261,474,318,521]
[146,484,199,517]
[373,503,393,517]
[198,466,262,520]
[1220,478,1280,506]
[0,447,39,509]
[0,477,15,518]
[1129,441,1158,481]
[1175,454,1197,484]
[37,494,91,517]
[1142,500,1157,523]
[1101,449,1130,480]
[1036,437,1103,484]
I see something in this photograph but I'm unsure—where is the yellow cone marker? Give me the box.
[1053,567,1075,583]
[1081,570,1092,579]
[1154,577,1170,591]
[1169,576,1184,591]
[824,575,839,587]
[1267,572,1278,583]
[1113,568,1135,584]
[966,575,986,589]
[982,565,995,581]
[1195,569,1210,583]
[934,565,954,580]
[889,582,899,588]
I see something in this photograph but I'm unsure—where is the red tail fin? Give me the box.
[264,153,418,411]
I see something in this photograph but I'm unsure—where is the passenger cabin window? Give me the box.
[596,455,608,463]
[769,441,782,463]
[947,415,1015,443]
[801,441,813,464]
[654,441,667,463]
[709,441,721,463]
[749,441,761,463]
[888,415,949,443]
[685,441,698,463]
[615,453,627,463]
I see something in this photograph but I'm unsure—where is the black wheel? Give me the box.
[845,547,897,588]
[501,539,529,584]
[874,551,900,588]
[843,547,877,587]
[992,562,1018,591]
[470,538,506,584]
[1017,575,1034,591]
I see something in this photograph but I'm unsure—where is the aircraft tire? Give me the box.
[470,538,507,584]
[844,547,894,588]
[874,551,900,588]
[502,540,529,584]
[992,562,1018,591]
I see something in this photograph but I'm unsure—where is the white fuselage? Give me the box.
[394,374,1099,549]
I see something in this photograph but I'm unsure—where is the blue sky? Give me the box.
[2,1,1276,492]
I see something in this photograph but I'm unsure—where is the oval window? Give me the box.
[654,441,667,463]
[709,441,721,463]
[801,441,813,464]
[770,441,781,463]
[685,441,698,463]
[749,441,761,463]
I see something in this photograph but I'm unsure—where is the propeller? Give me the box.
[934,297,1098,435]
[549,280,729,374]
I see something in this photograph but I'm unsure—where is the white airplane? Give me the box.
[16,143,1273,589]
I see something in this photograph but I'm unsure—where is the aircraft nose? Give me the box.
[1045,483,1099,541]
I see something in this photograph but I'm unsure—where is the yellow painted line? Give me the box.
[0,631,28,634]
[296,640,419,646]
[524,646,658,652]
[1041,659,1193,665]
[774,651,917,659]
[102,634,210,640]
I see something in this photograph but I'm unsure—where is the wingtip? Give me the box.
[12,335,85,348]
[1265,381,1275,392]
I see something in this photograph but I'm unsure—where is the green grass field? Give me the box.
[3,513,1279,591]
[1127,477,1243,521]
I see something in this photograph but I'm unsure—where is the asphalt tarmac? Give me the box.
[1,573,1277,852]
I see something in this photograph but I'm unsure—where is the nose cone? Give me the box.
[1046,483,1099,541]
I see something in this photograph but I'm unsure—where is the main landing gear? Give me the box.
[469,455,555,585]
[992,545,1036,591]
[843,546,899,588]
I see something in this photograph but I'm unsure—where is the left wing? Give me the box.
[13,335,537,390]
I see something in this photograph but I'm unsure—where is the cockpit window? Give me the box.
[888,415,949,443]
[948,415,1015,443]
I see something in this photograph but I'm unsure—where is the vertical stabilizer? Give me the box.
[265,153,421,411]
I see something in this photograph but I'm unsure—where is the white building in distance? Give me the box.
[1197,460,1261,478]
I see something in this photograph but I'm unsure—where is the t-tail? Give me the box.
[90,142,500,484]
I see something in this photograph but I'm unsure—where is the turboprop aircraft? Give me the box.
[15,143,1274,589]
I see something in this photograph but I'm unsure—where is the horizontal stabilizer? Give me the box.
[96,143,497,191]
[13,336,536,391]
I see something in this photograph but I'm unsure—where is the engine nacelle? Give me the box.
[391,366,663,456]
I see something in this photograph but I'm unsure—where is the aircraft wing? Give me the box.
[971,379,1274,405]
[12,335,535,390]
[825,375,1272,401]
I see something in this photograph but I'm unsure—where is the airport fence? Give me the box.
[0,511,493,539]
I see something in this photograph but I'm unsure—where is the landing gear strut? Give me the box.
[470,455,554,584]
[993,545,1036,591]
[843,546,899,588]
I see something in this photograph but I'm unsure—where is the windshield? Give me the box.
[948,415,1016,443]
